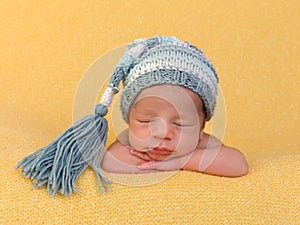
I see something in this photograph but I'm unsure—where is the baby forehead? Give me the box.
[133,84,204,111]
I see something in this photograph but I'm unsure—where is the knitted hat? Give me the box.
[103,36,219,122]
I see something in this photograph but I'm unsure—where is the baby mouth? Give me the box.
[147,147,174,155]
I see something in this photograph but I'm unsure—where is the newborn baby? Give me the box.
[101,84,248,176]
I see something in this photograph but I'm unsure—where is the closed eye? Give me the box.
[173,121,195,127]
[137,120,150,123]
[137,117,160,124]
[137,118,156,124]
[173,123,193,127]
[173,122,182,127]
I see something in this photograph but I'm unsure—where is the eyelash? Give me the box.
[137,120,190,127]
[137,120,150,123]
[173,123,191,127]
[172,122,181,126]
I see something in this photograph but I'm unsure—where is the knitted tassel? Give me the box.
[15,104,111,196]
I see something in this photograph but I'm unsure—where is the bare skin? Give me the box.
[101,85,248,177]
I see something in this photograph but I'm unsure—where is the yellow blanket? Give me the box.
[0,1,299,224]
[1,128,299,224]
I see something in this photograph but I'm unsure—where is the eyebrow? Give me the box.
[131,106,157,115]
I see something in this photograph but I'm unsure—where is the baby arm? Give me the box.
[183,145,248,177]
[131,134,248,177]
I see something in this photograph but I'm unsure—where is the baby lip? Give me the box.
[154,146,173,151]
[148,146,174,155]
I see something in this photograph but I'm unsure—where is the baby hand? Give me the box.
[130,149,193,171]
[130,149,153,161]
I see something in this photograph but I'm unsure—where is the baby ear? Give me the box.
[199,121,206,140]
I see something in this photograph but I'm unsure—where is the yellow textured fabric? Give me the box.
[0,1,299,224]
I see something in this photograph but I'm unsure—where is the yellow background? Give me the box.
[1,0,299,157]
[0,1,299,224]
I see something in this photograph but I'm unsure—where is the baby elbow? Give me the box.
[232,152,248,177]
[217,147,249,177]
[237,162,248,177]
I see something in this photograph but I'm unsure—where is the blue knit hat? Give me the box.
[101,36,218,122]
[16,36,219,196]
[117,36,219,121]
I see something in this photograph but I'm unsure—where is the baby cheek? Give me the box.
[131,124,150,139]
[174,127,200,156]
[128,125,160,151]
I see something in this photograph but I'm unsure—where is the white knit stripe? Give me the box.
[125,57,218,96]
[100,86,115,107]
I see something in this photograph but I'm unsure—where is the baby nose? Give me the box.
[149,117,174,140]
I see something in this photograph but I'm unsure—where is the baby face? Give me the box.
[128,85,206,161]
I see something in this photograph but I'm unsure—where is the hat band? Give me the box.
[125,61,217,98]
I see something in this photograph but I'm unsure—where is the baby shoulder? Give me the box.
[197,133,223,150]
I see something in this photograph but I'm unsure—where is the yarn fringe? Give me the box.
[15,114,111,196]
